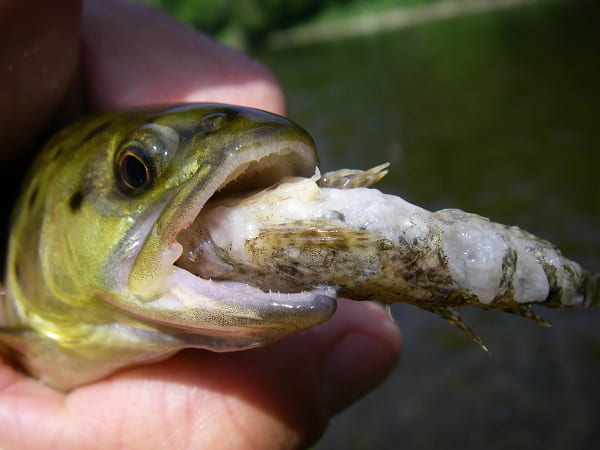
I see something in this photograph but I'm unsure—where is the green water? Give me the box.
[257,1,600,448]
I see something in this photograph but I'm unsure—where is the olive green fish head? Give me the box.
[5,104,337,372]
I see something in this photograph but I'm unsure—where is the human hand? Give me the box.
[0,1,401,448]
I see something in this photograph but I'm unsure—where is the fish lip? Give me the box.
[150,266,339,338]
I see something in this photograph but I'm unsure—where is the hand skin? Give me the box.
[0,1,401,448]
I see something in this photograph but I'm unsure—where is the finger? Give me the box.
[0,301,399,449]
[81,0,287,115]
[0,0,81,158]
[40,300,399,450]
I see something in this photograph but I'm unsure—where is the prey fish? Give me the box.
[1,104,598,390]
[177,166,599,350]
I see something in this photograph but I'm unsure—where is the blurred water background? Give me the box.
[151,0,600,448]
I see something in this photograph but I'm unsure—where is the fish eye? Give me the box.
[114,123,179,195]
[116,146,153,194]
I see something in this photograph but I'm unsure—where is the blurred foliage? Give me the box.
[141,0,436,47]
[143,0,322,45]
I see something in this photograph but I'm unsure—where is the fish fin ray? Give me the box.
[0,326,39,368]
[318,163,390,188]
[255,222,387,248]
[422,305,490,353]
[499,304,551,327]
[0,326,39,352]
[385,303,394,321]
[586,272,600,307]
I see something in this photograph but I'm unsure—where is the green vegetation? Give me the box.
[141,0,440,47]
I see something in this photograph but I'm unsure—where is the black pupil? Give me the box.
[122,154,148,188]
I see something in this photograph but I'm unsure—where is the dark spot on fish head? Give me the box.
[81,121,112,144]
[69,190,84,212]
[14,260,22,283]
[51,146,65,162]
[28,184,39,209]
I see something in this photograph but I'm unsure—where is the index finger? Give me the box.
[81,0,287,115]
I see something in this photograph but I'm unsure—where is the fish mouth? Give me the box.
[123,116,338,347]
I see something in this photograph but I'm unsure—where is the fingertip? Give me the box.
[317,300,401,413]
[55,300,401,449]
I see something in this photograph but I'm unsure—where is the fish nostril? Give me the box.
[203,112,230,132]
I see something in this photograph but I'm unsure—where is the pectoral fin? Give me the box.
[421,305,489,353]
[0,326,42,374]
[498,304,551,327]
[0,326,41,355]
